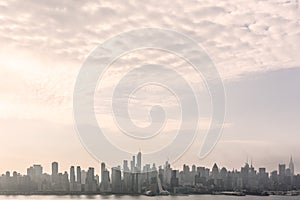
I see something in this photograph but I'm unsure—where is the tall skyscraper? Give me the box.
[211,163,219,179]
[101,162,105,183]
[111,167,122,193]
[85,167,97,192]
[131,156,136,172]
[70,166,75,183]
[123,160,129,172]
[279,164,286,177]
[76,166,81,184]
[51,162,58,176]
[137,151,142,172]
[100,170,111,193]
[81,170,87,184]
[241,163,250,188]
[289,156,295,175]
[86,167,94,182]
[51,162,58,185]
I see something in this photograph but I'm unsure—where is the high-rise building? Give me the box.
[289,156,295,176]
[123,171,133,193]
[62,171,69,191]
[76,166,81,184]
[111,167,122,193]
[164,161,172,186]
[241,163,250,189]
[52,162,58,176]
[95,175,99,185]
[25,165,43,191]
[131,156,136,172]
[69,166,76,192]
[101,162,105,183]
[70,166,75,183]
[137,151,142,172]
[33,165,43,176]
[258,168,269,190]
[123,160,129,172]
[85,167,97,192]
[69,166,82,192]
[211,163,219,179]
[81,170,87,184]
[27,164,43,181]
[279,164,286,177]
[170,170,179,192]
[278,164,286,185]
[86,167,94,183]
[192,165,196,173]
[100,170,111,193]
[51,162,59,186]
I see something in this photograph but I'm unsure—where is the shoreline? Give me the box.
[0,191,297,196]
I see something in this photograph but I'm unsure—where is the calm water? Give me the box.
[0,195,298,200]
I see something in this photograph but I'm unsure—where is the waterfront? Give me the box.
[0,195,299,200]
[1,154,299,195]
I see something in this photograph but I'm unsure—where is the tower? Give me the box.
[131,156,136,172]
[111,167,122,193]
[86,167,96,192]
[76,166,81,184]
[70,166,75,183]
[137,151,142,173]
[211,163,219,179]
[51,162,58,185]
[289,156,295,176]
[123,160,129,172]
[52,162,58,176]
[101,162,105,183]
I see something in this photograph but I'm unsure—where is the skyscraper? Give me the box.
[289,156,295,176]
[131,156,136,172]
[51,162,58,176]
[81,170,86,184]
[111,167,122,193]
[70,166,75,183]
[76,166,81,184]
[123,160,129,172]
[101,162,105,183]
[100,170,111,193]
[211,163,219,179]
[51,162,58,185]
[69,166,76,192]
[137,151,142,172]
[279,164,286,177]
[278,164,286,184]
[85,167,97,192]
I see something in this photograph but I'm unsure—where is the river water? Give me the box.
[0,195,298,200]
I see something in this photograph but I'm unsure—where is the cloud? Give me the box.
[0,0,299,124]
[0,0,299,71]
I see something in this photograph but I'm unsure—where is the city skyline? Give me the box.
[1,154,299,176]
[0,152,299,195]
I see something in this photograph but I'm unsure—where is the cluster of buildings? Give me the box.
[0,153,299,195]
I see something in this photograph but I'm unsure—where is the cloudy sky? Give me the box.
[0,0,300,174]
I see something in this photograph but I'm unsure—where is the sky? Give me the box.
[0,0,300,174]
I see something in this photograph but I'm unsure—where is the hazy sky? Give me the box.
[0,0,300,174]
